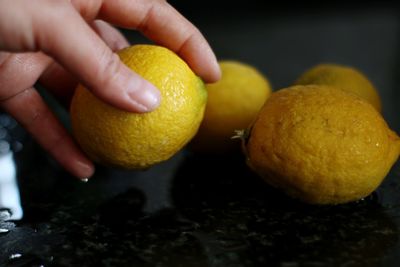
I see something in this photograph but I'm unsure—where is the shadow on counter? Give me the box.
[170,151,399,266]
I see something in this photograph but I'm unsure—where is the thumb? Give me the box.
[82,51,161,113]
[0,0,160,113]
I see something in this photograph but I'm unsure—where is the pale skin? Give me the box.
[0,0,221,180]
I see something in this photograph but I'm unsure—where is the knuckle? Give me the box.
[0,55,23,101]
[96,50,122,89]
[137,1,160,33]
[41,0,73,16]
[33,0,75,51]
[0,53,47,102]
[70,0,102,21]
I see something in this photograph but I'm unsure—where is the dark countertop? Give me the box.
[1,2,400,267]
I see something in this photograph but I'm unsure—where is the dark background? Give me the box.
[129,0,400,132]
[1,1,400,266]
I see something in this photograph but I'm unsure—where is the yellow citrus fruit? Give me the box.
[294,63,382,112]
[244,85,400,205]
[190,60,272,153]
[70,44,207,169]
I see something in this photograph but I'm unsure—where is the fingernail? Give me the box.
[126,77,161,112]
[75,158,95,179]
[198,44,221,83]
[212,59,222,81]
[114,39,129,51]
[206,50,221,83]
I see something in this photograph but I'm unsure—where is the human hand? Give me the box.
[0,0,221,180]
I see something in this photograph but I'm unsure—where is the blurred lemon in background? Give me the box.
[294,63,382,112]
[244,85,399,204]
[70,44,207,169]
[191,60,272,153]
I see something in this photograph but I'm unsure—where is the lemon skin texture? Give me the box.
[191,60,272,153]
[245,85,400,205]
[70,45,207,169]
[295,63,382,112]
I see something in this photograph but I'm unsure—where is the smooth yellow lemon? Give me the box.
[294,63,382,112]
[70,44,207,169]
[243,85,400,204]
[191,60,272,153]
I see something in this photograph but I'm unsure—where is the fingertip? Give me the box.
[112,66,161,113]
[126,79,161,112]
[178,36,221,84]
[205,56,222,83]
[74,158,95,180]
[86,51,161,113]
[192,53,221,84]
[122,65,162,112]
[202,43,221,83]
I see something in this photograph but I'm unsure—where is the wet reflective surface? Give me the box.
[1,146,400,266]
[2,3,400,267]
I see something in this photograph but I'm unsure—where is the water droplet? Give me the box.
[0,228,9,234]
[9,253,22,260]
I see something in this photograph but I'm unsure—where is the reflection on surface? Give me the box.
[0,147,399,266]
[0,113,398,266]
[0,113,24,221]
[0,149,23,221]
[171,153,399,266]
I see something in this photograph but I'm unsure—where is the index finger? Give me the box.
[72,0,221,83]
